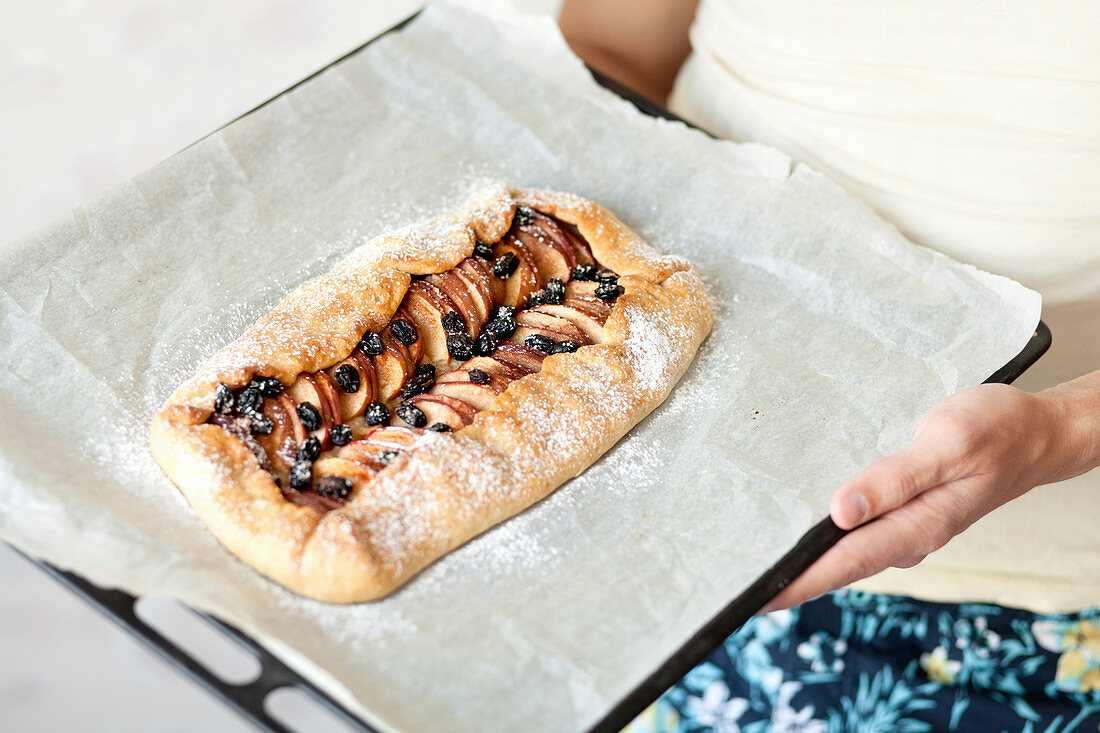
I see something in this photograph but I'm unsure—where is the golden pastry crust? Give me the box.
[150,185,713,602]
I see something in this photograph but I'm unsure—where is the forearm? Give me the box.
[1037,369,1100,482]
[559,0,699,103]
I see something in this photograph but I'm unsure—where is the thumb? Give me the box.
[830,442,953,529]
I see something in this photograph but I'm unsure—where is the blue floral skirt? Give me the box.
[628,591,1100,732]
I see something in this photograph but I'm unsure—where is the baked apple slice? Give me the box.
[530,304,606,344]
[565,280,601,300]
[456,355,528,381]
[562,296,612,322]
[460,257,505,307]
[529,212,579,270]
[435,368,510,393]
[336,441,390,473]
[492,342,547,373]
[452,260,495,324]
[494,234,542,308]
[255,393,306,478]
[373,331,414,403]
[427,270,481,336]
[403,281,455,366]
[429,381,500,412]
[327,351,376,422]
[515,226,572,283]
[515,310,590,345]
[287,372,340,448]
[313,456,377,484]
[405,394,477,430]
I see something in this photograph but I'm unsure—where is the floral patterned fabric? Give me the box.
[628,591,1100,732]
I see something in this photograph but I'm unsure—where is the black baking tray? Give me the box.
[16,10,1053,733]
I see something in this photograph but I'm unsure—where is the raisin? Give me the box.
[473,241,494,260]
[415,363,436,380]
[358,331,385,357]
[441,311,464,334]
[251,376,283,398]
[525,334,555,353]
[447,333,475,361]
[483,316,515,339]
[552,340,579,354]
[250,414,274,435]
[595,282,624,302]
[427,422,453,433]
[378,449,400,466]
[492,306,515,320]
[396,401,427,428]
[289,461,312,491]
[297,436,321,462]
[595,268,619,284]
[571,263,596,282]
[237,387,263,415]
[400,377,431,399]
[213,383,234,414]
[314,475,352,499]
[544,278,565,305]
[363,401,389,426]
[330,424,353,446]
[390,318,418,345]
[492,252,519,278]
[296,402,322,431]
[526,292,545,308]
[473,331,499,356]
[513,205,535,226]
[468,369,490,385]
[333,364,360,393]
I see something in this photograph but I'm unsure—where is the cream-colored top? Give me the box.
[670,0,1100,612]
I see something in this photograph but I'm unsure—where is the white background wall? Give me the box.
[0,1,558,730]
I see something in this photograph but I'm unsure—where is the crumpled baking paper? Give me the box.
[0,2,1040,731]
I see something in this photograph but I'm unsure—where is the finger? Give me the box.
[763,485,968,612]
[830,443,954,529]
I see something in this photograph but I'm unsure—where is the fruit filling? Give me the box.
[208,205,620,512]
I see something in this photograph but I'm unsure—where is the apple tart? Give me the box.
[151,185,712,602]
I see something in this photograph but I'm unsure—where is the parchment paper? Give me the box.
[0,2,1041,731]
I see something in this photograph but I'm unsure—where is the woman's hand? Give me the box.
[762,379,1099,613]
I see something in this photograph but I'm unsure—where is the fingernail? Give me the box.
[839,492,869,526]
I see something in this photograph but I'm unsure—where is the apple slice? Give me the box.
[372,331,413,403]
[394,306,424,364]
[460,256,505,307]
[427,270,481,335]
[337,441,390,472]
[255,393,304,478]
[531,304,606,343]
[360,425,423,450]
[430,381,501,412]
[529,212,578,271]
[453,260,494,324]
[436,368,510,393]
[287,372,339,448]
[402,280,454,366]
[405,395,476,430]
[453,355,527,381]
[494,234,542,308]
[492,342,547,373]
[313,456,377,484]
[515,226,571,283]
[515,310,590,345]
[565,280,601,300]
[558,222,595,266]
[327,350,376,422]
[562,296,612,323]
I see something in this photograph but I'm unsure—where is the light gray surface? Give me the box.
[0,2,1038,732]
